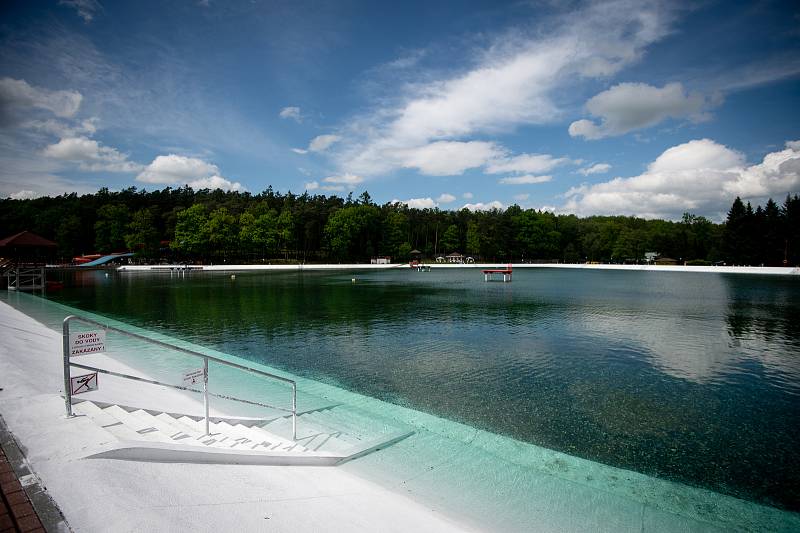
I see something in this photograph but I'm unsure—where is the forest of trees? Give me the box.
[1,186,798,266]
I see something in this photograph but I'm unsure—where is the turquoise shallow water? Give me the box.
[24,268,800,514]
[3,283,800,531]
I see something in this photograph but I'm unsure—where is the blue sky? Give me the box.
[0,0,798,220]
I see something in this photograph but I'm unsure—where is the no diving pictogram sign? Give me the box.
[71,372,98,395]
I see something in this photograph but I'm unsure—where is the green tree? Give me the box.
[239,208,279,258]
[324,205,380,260]
[172,204,208,257]
[382,211,408,257]
[465,221,481,257]
[785,194,800,265]
[125,208,160,258]
[762,198,783,265]
[612,228,637,261]
[439,224,460,253]
[56,214,82,259]
[513,210,560,259]
[397,242,412,260]
[723,197,747,264]
[276,208,295,257]
[204,207,238,259]
[94,204,130,253]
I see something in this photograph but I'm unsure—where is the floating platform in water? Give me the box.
[483,265,512,282]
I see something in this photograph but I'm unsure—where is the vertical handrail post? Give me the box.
[292,382,297,441]
[203,357,210,436]
[62,316,73,417]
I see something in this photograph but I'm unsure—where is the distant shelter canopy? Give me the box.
[0,231,57,264]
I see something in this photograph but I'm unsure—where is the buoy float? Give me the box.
[351,278,356,283]
[231,274,236,280]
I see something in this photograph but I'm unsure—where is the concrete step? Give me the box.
[73,401,145,443]
[154,413,205,439]
[100,405,175,444]
[220,421,307,453]
[212,421,283,450]
[74,401,409,465]
[153,414,242,448]
[176,416,306,453]
[73,400,119,427]
[174,416,235,447]
[126,410,196,443]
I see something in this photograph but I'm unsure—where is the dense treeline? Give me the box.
[1,186,798,265]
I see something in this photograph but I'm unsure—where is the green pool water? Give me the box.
[5,267,799,530]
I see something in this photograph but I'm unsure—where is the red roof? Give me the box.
[0,231,57,248]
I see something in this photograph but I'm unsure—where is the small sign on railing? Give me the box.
[71,372,98,395]
[69,330,106,356]
[183,368,205,385]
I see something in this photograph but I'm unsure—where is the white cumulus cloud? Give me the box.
[392,197,439,209]
[569,82,715,140]
[42,136,141,172]
[0,78,82,125]
[136,154,243,191]
[293,134,341,154]
[25,117,98,137]
[398,141,503,176]
[304,181,320,191]
[308,134,341,152]
[485,153,570,175]
[463,201,504,211]
[436,193,456,203]
[8,190,40,200]
[323,173,363,188]
[187,175,245,192]
[513,193,530,201]
[562,139,800,219]
[579,163,612,176]
[335,1,674,176]
[279,106,302,122]
[499,174,552,185]
[137,154,219,184]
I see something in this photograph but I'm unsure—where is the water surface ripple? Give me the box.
[47,268,800,511]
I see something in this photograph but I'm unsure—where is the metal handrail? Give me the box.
[62,315,296,439]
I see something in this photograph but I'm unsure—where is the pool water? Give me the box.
[33,268,800,514]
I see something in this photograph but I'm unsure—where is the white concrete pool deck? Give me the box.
[0,301,471,532]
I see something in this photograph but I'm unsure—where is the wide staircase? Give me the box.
[72,398,413,466]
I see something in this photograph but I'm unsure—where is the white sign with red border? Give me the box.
[71,372,98,395]
[69,330,106,357]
